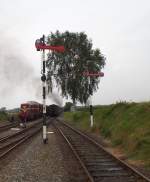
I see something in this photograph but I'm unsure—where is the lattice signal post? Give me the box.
[35,35,65,144]
[83,71,104,127]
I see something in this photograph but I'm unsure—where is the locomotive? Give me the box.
[19,101,42,122]
[46,104,63,117]
[19,101,63,124]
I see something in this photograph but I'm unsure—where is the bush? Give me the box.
[0,111,8,121]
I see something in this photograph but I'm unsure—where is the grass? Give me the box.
[64,101,150,167]
[0,111,9,122]
[0,111,18,122]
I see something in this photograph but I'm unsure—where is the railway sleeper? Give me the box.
[91,170,133,177]
[86,162,120,167]
[94,176,137,182]
[87,166,123,171]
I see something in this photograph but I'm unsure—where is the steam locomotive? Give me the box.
[19,101,62,123]
[46,104,63,117]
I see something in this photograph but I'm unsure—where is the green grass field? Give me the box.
[64,101,150,167]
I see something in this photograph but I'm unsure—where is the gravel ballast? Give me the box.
[0,123,86,182]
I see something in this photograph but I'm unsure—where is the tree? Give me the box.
[0,107,6,112]
[64,102,73,112]
[46,31,105,104]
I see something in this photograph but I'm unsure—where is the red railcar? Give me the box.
[19,101,42,122]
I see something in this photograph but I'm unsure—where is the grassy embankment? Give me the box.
[64,101,150,167]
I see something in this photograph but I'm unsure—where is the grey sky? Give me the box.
[0,0,150,108]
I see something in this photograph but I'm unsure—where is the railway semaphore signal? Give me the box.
[35,39,65,52]
[83,71,104,127]
[83,71,104,77]
[35,35,65,144]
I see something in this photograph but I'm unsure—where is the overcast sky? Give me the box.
[0,0,150,109]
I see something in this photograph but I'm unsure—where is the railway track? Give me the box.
[0,120,43,160]
[0,122,18,132]
[54,120,150,182]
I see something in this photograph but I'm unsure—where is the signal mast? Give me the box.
[35,35,65,144]
[83,71,104,127]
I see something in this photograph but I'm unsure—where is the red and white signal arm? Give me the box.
[83,71,104,77]
[35,39,65,52]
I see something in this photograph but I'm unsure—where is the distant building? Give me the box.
[71,105,76,112]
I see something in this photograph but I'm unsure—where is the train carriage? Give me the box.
[19,101,42,122]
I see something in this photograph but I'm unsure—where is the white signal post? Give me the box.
[35,35,65,144]
[83,70,104,128]
[41,35,47,144]
[88,76,93,127]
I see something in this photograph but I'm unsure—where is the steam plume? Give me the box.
[0,32,63,108]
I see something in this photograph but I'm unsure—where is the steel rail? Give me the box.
[0,126,42,160]
[0,122,18,131]
[57,120,150,182]
[0,119,51,160]
[0,120,42,142]
[53,122,94,182]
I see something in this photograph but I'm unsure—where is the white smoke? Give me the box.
[0,32,34,98]
[0,31,63,108]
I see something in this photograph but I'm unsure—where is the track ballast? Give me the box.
[54,120,150,182]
